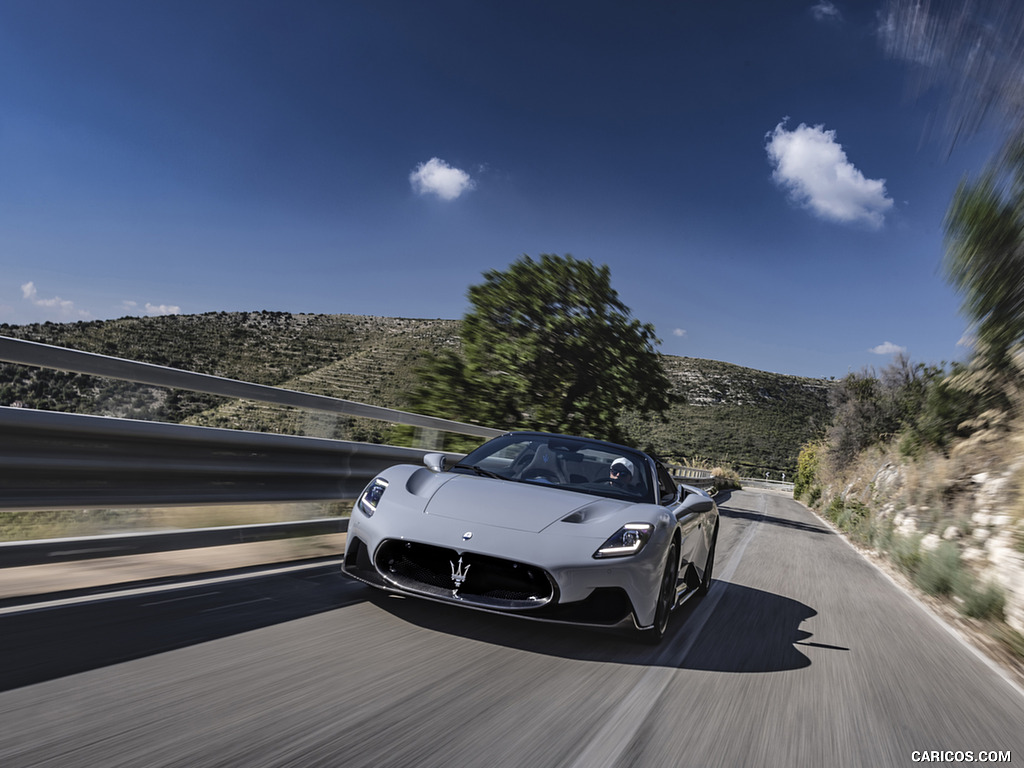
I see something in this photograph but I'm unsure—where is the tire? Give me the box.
[643,541,679,645]
[697,524,718,596]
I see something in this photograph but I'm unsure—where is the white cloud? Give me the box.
[121,299,180,316]
[409,157,475,201]
[869,341,907,355]
[672,328,687,337]
[811,1,842,23]
[144,302,181,316]
[20,281,86,318]
[18,283,179,321]
[765,120,894,228]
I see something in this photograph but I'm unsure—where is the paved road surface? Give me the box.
[1,490,1021,767]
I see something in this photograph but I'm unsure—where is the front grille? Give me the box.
[374,540,554,609]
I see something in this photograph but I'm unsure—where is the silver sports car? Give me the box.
[342,431,719,643]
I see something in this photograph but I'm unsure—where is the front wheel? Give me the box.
[642,541,679,645]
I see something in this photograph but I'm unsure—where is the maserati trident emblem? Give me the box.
[450,556,471,596]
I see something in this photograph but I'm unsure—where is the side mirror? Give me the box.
[423,453,448,473]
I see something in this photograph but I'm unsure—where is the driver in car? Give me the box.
[609,457,635,488]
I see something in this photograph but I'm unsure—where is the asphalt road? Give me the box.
[1,490,1022,768]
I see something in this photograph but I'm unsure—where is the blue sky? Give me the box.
[0,0,1003,378]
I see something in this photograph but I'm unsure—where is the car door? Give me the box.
[657,462,705,588]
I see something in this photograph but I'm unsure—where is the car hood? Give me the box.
[422,475,623,533]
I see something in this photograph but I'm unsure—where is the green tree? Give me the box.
[942,137,1024,435]
[944,138,1024,361]
[825,370,889,470]
[412,254,671,443]
[899,361,991,456]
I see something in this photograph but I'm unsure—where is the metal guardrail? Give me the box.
[672,467,713,481]
[666,465,716,491]
[0,405,463,509]
[0,336,502,439]
[0,334,498,510]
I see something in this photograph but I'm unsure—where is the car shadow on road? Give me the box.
[715,490,832,536]
[0,567,847,692]
[367,579,842,673]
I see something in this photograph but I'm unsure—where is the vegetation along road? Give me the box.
[1,489,1021,768]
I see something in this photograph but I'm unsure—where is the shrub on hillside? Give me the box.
[821,493,844,522]
[794,442,822,503]
[899,361,992,457]
[914,541,961,596]
[954,572,1006,620]
[840,500,875,544]
[710,466,742,491]
[886,533,923,576]
[825,356,946,470]
[819,495,876,544]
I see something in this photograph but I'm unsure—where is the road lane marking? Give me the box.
[142,591,221,607]
[200,597,273,613]
[667,491,764,666]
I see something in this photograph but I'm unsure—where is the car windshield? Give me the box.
[453,434,655,503]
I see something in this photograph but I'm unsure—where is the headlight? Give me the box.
[358,478,389,517]
[593,523,654,558]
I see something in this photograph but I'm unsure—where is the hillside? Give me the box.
[0,312,832,475]
[623,356,832,476]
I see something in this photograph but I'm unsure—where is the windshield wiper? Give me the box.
[453,463,506,480]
